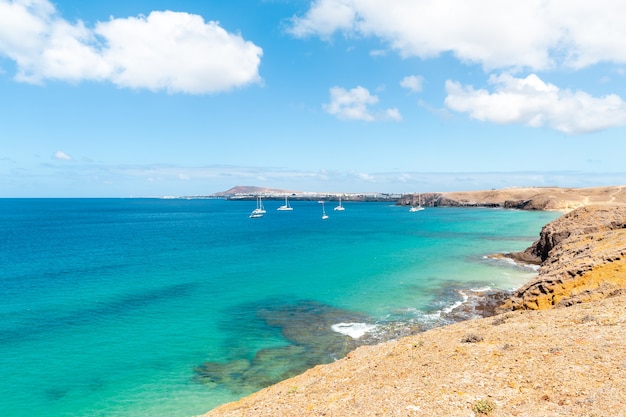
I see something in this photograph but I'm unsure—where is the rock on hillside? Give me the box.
[499,205,626,311]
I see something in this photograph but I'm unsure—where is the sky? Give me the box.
[1,0,626,197]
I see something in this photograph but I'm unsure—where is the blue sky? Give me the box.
[1,0,625,197]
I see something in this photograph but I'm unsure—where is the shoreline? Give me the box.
[202,187,626,416]
[205,294,626,416]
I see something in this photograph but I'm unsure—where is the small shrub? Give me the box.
[461,333,484,343]
[472,399,496,415]
[579,314,596,323]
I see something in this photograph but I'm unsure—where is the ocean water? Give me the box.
[0,198,559,416]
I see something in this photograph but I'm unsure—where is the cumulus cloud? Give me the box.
[400,75,424,93]
[288,0,626,71]
[0,0,263,94]
[288,0,357,39]
[324,86,401,121]
[444,73,626,134]
[53,150,72,160]
[95,11,262,93]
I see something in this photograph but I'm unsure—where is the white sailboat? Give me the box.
[409,194,425,212]
[277,195,293,211]
[249,196,266,218]
[257,196,266,214]
[321,201,329,220]
[334,196,345,211]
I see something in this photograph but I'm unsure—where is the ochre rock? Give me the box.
[499,205,626,312]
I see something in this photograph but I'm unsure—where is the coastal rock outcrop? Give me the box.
[499,205,626,311]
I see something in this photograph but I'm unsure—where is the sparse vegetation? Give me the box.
[492,316,507,326]
[472,398,496,415]
[579,314,596,323]
[461,333,484,343]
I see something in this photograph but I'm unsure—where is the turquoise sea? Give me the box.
[0,198,559,416]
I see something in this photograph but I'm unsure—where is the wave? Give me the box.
[482,254,540,271]
[331,322,379,339]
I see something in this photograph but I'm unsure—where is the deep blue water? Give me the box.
[0,198,559,416]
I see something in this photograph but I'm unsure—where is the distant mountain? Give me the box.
[213,185,298,197]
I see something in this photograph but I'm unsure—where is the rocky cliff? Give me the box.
[499,205,626,311]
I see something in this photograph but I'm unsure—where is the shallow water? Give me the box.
[0,198,559,416]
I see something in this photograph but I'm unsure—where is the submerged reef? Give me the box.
[193,300,374,394]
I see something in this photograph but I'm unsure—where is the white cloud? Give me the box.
[324,85,401,121]
[288,0,626,71]
[400,75,424,93]
[288,0,356,39]
[53,150,72,160]
[324,86,377,121]
[96,11,262,94]
[0,0,263,94]
[444,73,626,134]
[5,156,626,197]
[384,107,402,122]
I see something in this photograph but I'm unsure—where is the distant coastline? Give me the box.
[171,184,626,210]
[172,185,403,202]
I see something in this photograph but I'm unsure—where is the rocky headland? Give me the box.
[203,187,626,417]
[497,204,626,311]
[399,185,626,211]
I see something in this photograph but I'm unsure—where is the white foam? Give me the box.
[440,290,469,314]
[500,257,518,266]
[331,322,378,339]
[441,300,463,314]
[485,254,541,271]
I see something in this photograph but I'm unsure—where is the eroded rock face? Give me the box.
[499,205,626,312]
